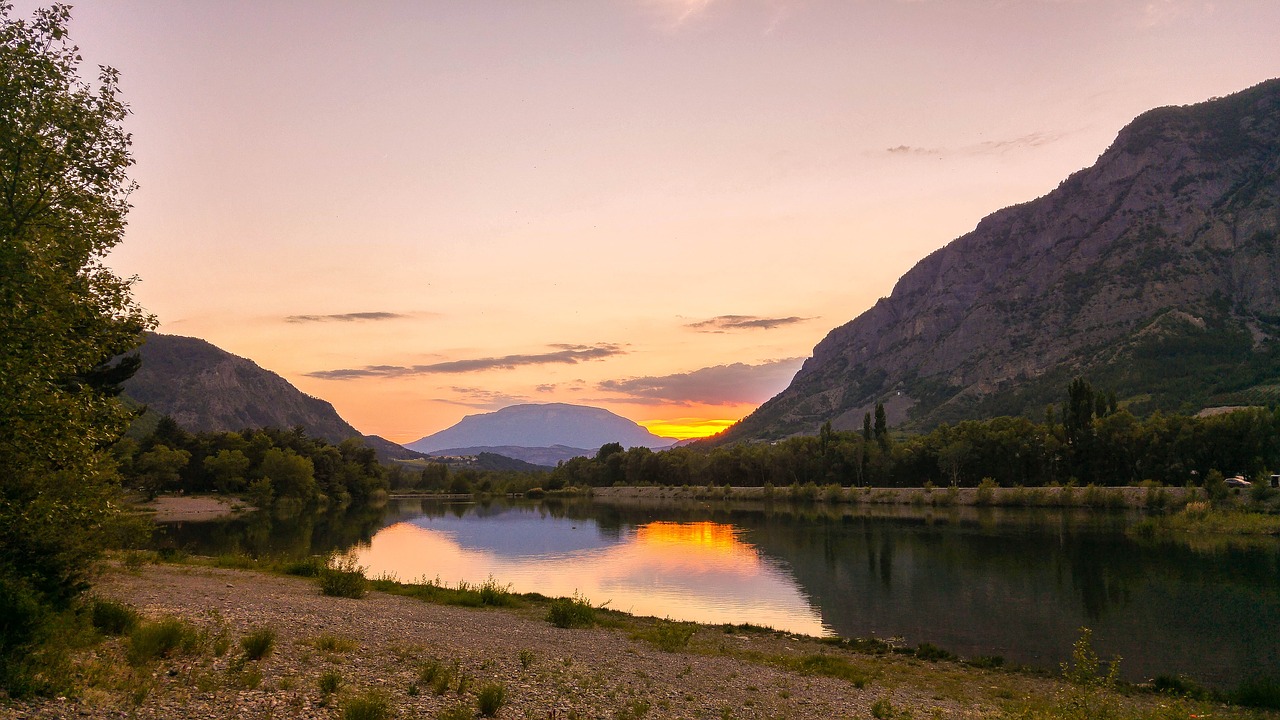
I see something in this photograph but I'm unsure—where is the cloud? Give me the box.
[535,384,558,393]
[284,311,409,323]
[686,314,812,332]
[440,387,530,409]
[1140,0,1214,27]
[306,344,625,380]
[598,358,805,406]
[885,131,1063,158]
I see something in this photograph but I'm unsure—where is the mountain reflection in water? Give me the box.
[349,510,829,636]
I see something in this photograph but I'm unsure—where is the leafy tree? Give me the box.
[134,444,191,500]
[203,448,251,493]
[0,3,151,694]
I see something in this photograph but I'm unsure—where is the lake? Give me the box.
[157,497,1280,689]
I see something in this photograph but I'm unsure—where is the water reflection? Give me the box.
[349,509,828,636]
[154,498,1280,688]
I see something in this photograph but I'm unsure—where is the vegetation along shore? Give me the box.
[6,556,1280,720]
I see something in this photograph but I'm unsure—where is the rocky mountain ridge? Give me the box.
[122,333,423,461]
[724,79,1280,442]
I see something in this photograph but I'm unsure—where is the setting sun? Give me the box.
[639,418,736,440]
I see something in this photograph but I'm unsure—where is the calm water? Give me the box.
[158,498,1280,688]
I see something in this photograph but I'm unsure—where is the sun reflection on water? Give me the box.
[349,512,827,636]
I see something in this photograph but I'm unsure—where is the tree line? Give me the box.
[543,381,1280,491]
[116,418,390,511]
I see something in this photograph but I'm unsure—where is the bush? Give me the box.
[317,669,342,695]
[914,643,957,662]
[477,682,507,717]
[870,698,894,719]
[127,617,202,666]
[313,633,358,653]
[240,626,275,661]
[342,691,391,720]
[547,593,596,628]
[438,704,474,720]
[1235,677,1280,709]
[975,478,998,505]
[319,556,367,598]
[90,598,138,636]
[282,556,325,577]
[633,620,697,652]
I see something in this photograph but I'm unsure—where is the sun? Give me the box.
[638,418,736,440]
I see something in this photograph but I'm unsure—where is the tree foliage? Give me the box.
[0,2,152,694]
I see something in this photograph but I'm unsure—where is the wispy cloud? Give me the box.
[886,131,1063,158]
[306,344,625,380]
[598,358,804,405]
[284,311,409,323]
[440,387,530,409]
[1140,0,1215,28]
[686,314,811,332]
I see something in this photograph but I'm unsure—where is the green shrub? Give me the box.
[547,593,596,628]
[1235,677,1280,709]
[90,598,138,636]
[476,682,507,717]
[127,617,202,665]
[914,643,956,662]
[518,648,535,668]
[1152,674,1209,700]
[318,669,342,695]
[477,576,516,607]
[1060,627,1119,687]
[319,556,367,598]
[342,691,391,720]
[240,626,275,661]
[633,620,697,652]
[438,704,474,720]
[975,478,998,505]
[870,698,894,719]
[282,556,325,577]
[313,633,358,653]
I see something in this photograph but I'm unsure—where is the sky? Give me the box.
[18,0,1280,442]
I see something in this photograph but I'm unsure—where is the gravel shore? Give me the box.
[3,564,1018,719]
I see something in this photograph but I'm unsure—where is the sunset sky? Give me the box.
[23,1,1279,442]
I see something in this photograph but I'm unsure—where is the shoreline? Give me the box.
[136,494,249,522]
[9,562,1270,719]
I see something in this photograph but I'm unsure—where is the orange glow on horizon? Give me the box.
[640,418,737,440]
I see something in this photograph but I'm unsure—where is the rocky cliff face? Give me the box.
[726,79,1280,442]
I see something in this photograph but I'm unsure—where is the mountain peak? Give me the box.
[406,403,675,454]
[723,79,1280,442]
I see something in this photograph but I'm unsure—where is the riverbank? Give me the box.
[5,562,1273,719]
[591,483,1201,509]
[136,494,249,522]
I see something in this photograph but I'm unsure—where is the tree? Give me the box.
[0,3,151,693]
[874,403,889,450]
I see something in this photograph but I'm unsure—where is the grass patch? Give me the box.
[318,669,342,695]
[368,574,521,609]
[312,632,359,653]
[476,682,507,717]
[239,626,275,661]
[632,619,697,652]
[438,704,474,720]
[342,690,391,720]
[126,617,202,666]
[318,555,368,598]
[547,593,597,628]
[90,598,139,636]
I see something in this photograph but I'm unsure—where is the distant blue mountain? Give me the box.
[404,403,676,455]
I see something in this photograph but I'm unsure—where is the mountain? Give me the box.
[405,403,676,455]
[426,445,594,467]
[724,79,1280,442]
[123,333,425,462]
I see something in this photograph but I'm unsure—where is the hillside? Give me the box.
[724,79,1280,442]
[406,403,676,455]
[123,333,424,461]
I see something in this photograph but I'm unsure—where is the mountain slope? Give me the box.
[725,79,1280,442]
[406,403,675,454]
[123,333,424,461]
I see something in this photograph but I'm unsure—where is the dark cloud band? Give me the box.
[285,312,408,323]
[306,344,624,380]
[598,358,804,405]
[686,315,810,332]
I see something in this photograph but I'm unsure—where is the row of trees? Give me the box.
[543,387,1280,490]
[117,419,390,511]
